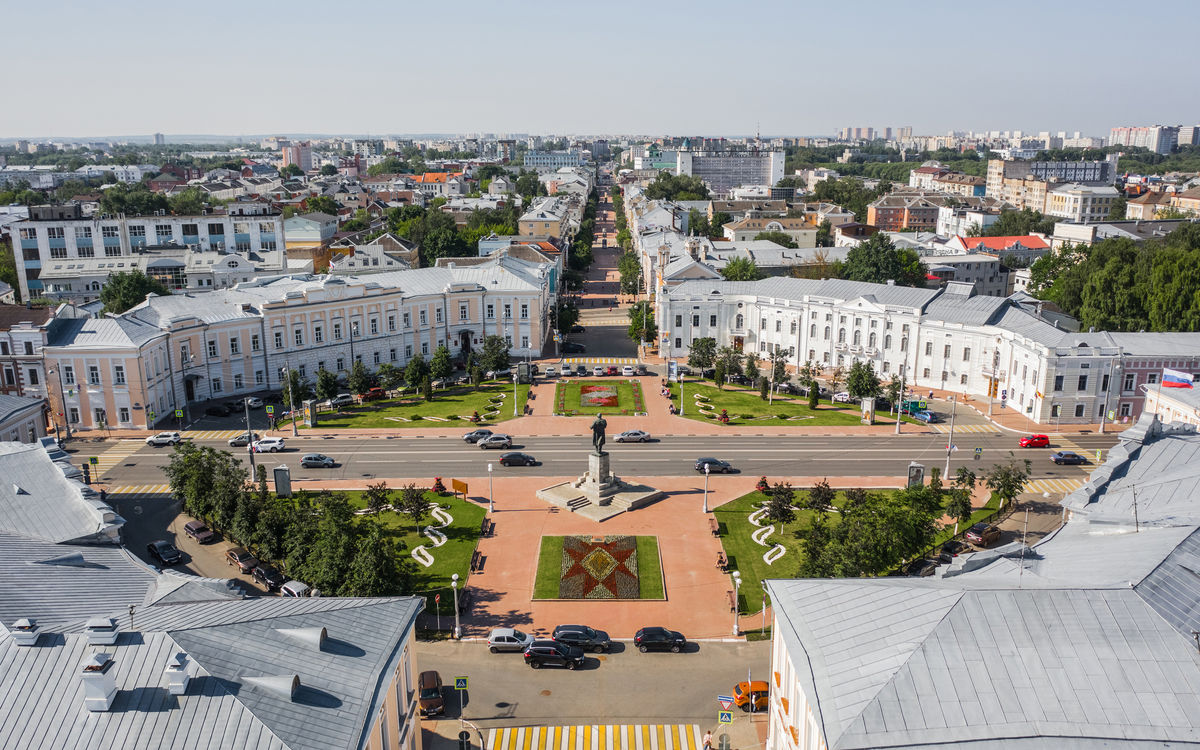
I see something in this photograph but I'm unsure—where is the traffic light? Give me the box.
[82,464,91,484]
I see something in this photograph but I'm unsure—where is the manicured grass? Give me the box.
[554,379,646,415]
[636,536,665,599]
[533,536,565,599]
[301,381,530,429]
[668,382,920,427]
[531,535,664,600]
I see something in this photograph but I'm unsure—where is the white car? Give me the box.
[145,431,182,447]
[328,393,355,408]
[252,437,286,453]
[245,397,264,408]
[593,366,604,377]
[544,367,557,378]
[622,366,636,377]
[616,430,651,443]
[832,391,852,403]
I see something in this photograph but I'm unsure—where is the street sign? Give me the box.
[974,447,982,460]
[1107,410,1115,421]
[175,409,183,418]
[1096,449,1102,462]
[717,695,734,710]
[89,456,98,465]
[265,405,275,415]
[454,676,468,691]
[718,710,733,725]
[148,411,155,420]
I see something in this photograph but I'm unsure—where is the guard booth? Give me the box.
[516,362,534,385]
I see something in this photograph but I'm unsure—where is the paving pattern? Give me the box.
[488,724,700,750]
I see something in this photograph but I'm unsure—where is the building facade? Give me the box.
[1044,183,1120,223]
[1108,125,1179,155]
[522,150,585,169]
[675,150,785,194]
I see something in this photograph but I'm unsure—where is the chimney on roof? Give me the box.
[81,652,118,711]
[10,618,41,646]
[164,652,193,695]
[85,617,119,646]
[275,626,328,650]
[245,674,301,701]
[887,280,896,286]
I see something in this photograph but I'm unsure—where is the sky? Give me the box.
[2,0,1198,140]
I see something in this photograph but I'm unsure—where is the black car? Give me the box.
[252,563,286,591]
[523,639,585,670]
[204,405,230,417]
[695,457,734,473]
[146,540,182,566]
[938,540,969,564]
[462,429,493,444]
[570,325,586,333]
[634,627,687,653]
[1050,451,1087,465]
[552,624,612,653]
[499,452,537,467]
[562,341,587,354]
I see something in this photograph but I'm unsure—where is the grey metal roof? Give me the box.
[922,294,1011,327]
[0,443,124,544]
[144,570,250,605]
[0,393,44,423]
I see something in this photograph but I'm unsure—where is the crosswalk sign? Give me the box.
[455,676,468,691]
[718,710,733,725]
[174,409,183,418]
[265,405,275,415]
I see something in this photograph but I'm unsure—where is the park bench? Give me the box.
[470,549,484,573]
[716,552,728,572]
[709,518,720,536]
[726,590,737,612]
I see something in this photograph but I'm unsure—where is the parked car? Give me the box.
[832,391,852,403]
[252,563,286,590]
[418,670,445,716]
[245,397,264,408]
[300,453,335,468]
[606,365,619,376]
[965,522,1001,546]
[183,520,215,544]
[252,437,286,453]
[146,540,182,566]
[544,367,557,378]
[486,368,512,380]
[616,430,651,443]
[225,547,259,574]
[328,393,356,408]
[145,431,182,447]
[575,364,587,376]
[361,387,386,402]
[487,627,535,653]
[695,457,734,473]
[593,366,605,377]
[570,325,586,333]
[676,365,693,376]
[904,559,939,577]
[1050,450,1087,465]
[280,580,314,598]
[523,640,585,670]
[634,626,687,653]
[204,405,231,417]
[562,342,586,354]
[913,410,940,424]
[938,540,969,564]
[552,624,611,653]
[227,431,260,447]
[622,365,635,377]
[1020,434,1050,448]
[734,680,769,711]
[636,364,649,375]
[462,429,493,444]
[479,434,513,449]
[499,452,537,467]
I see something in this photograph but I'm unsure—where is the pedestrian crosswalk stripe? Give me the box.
[107,483,171,495]
[555,357,639,365]
[932,424,1000,434]
[488,725,699,750]
[182,429,245,441]
[1028,477,1084,494]
[93,439,146,477]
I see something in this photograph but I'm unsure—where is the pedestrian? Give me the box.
[703,731,713,750]
[928,390,934,401]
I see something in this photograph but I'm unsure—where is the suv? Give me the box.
[146,540,182,566]
[575,364,587,376]
[523,640,585,670]
[552,624,611,653]
[145,432,182,447]
[1019,434,1050,448]
[227,431,260,447]
[478,434,513,449]
[361,387,386,402]
[462,429,493,444]
[544,367,557,378]
[328,393,356,408]
[183,520,215,544]
[965,522,1001,547]
[252,563,285,591]
[734,680,769,711]
[252,437,286,453]
[695,457,733,473]
[634,627,687,653]
[418,670,445,715]
[225,547,259,573]
[487,627,534,653]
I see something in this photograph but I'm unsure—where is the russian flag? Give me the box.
[1163,368,1194,388]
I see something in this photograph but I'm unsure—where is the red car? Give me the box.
[606,365,619,376]
[1019,434,1050,448]
[361,387,386,402]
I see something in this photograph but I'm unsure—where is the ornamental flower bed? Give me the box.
[630,381,645,412]
[580,385,619,407]
[558,535,639,599]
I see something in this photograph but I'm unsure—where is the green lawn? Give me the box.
[532,535,664,600]
[554,379,646,415]
[300,382,530,429]
[636,536,665,599]
[668,382,920,427]
[533,536,564,598]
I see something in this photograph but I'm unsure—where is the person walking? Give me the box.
[703,731,713,750]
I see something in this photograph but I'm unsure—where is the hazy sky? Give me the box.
[3,0,1197,139]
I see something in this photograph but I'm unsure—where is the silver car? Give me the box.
[487,627,534,653]
[616,430,651,443]
[479,434,513,449]
[300,453,335,468]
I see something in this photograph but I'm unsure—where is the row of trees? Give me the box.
[643,172,709,201]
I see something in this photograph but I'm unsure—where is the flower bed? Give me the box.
[558,535,639,599]
[580,385,619,407]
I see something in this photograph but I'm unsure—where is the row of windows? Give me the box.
[54,363,125,387]
[24,223,279,242]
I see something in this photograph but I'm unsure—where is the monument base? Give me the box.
[537,451,665,522]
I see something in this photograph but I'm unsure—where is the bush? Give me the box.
[411,414,423,420]
[740,414,753,420]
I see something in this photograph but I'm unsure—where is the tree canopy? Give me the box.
[720,256,762,281]
[99,269,170,314]
[753,230,798,249]
[688,337,717,369]
[643,172,709,201]
[627,301,657,343]
[833,233,927,287]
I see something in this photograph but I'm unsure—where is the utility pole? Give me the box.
[282,362,298,437]
[243,397,255,472]
[895,374,905,435]
[944,396,958,479]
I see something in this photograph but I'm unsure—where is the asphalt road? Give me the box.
[112,432,1117,484]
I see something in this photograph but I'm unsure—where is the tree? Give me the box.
[231,486,263,550]
[721,256,762,281]
[744,355,760,383]
[1107,195,1127,221]
[347,360,372,395]
[404,353,430,389]
[99,269,170,314]
[644,171,710,201]
[815,220,833,248]
[305,195,338,215]
[985,456,1032,508]
[713,360,726,389]
[885,376,902,410]
[759,376,769,400]
[802,478,836,514]
[281,369,312,408]
[421,376,433,402]
[376,362,404,392]
[980,208,1056,237]
[254,500,290,563]
[834,233,927,287]
[769,348,790,384]
[470,366,484,388]
[946,467,977,525]
[342,522,411,597]
[168,188,205,215]
[0,241,20,303]
[395,483,432,533]
[551,302,580,334]
[827,365,846,394]
[845,361,881,400]
[281,164,303,178]
[764,482,797,526]
[627,302,657,343]
[716,346,743,378]
[688,337,717,370]
[305,492,358,595]
[315,368,340,402]
[618,251,642,294]
[364,481,391,514]
[430,345,453,382]
[753,231,799,249]
[479,335,510,372]
[319,163,338,176]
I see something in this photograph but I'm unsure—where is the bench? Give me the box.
[709,518,720,536]
[726,590,737,612]
[470,550,484,573]
[716,552,728,572]
[480,518,493,537]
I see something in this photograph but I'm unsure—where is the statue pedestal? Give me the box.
[537,449,665,521]
[579,452,616,506]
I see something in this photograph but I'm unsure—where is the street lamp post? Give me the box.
[243,397,256,473]
[451,573,461,639]
[282,363,298,437]
[487,462,494,513]
[512,373,519,417]
[49,368,72,440]
[731,571,742,637]
[895,374,905,435]
[944,395,957,479]
[678,369,685,416]
[703,463,710,513]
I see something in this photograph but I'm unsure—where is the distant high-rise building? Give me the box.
[497,139,516,162]
[1108,125,1179,155]
[281,141,313,172]
[1178,126,1199,147]
[153,133,165,145]
[675,149,784,194]
[884,127,893,140]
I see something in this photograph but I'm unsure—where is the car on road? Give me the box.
[622,365,635,377]
[606,365,619,376]
[462,429,493,443]
[593,366,604,377]
[300,453,336,468]
[676,365,693,376]
[499,451,537,466]
[912,410,940,424]
[938,540,969,563]
[245,397,264,408]
[695,457,734,473]
[183,520,215,544]
[145,431,182,447]
[252,437,286,453]
[225,547,259,574]
[575,364,587,376]
[252,563,285,591]
[204,405,231,417]
[552,624,612,653]
[479,434,513,449]
[146,540,182,566]
[523,640,585,670]
[734,680,769,711]
[1050,450,1087,465]
[634,626,687,653]
[616,430,651,443]
[328,393,356,408]
[544,367,557,378]
[418,670,445,716]
[832,391,853,403]
[965,522,1001,547]
[488,627,535,653]
[1020,434,1050,448]
[227,431,260,447]
[570,325,586,333]
[562,342,586,354]
[636,364,649,375]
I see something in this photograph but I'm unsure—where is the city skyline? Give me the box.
[2,0,1197,139]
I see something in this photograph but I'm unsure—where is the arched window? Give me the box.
[735,314,743,329]
[823,326,830,340]
[853,330,861,346]
[837,354,845,365]
[900,337,908,352]
[838,328,846,343]
[869,332,877,348]
[884,334,892,350]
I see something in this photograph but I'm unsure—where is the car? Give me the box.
[965,522,1001,547]
[622,365,635,377]
[734,680,769,711]
[562,342,586,354]
[499,451,537,466]
[1050,450,1087,465]
[913,410,940,424]
[570,325,586,333]
[636,364,649,375]
[204,405,231,417]
[462,429,494,444]
[225,547,259,574]
[634,626,687,653]
[544,367,557,378]
[616,430,651,443]
[487,627,535,653]
[523,639,586,670]
[146,540,182,566]
[227,431,260,447]
[252,437,286,453]
[676,365,693,376]
[145,431,182,447]
[552,624,611,653]
[1020,434,1050,448]
[182,520,215,544]
[479,434,513,449]
[695,457,734,473]
[300,453,335,468]
[245,397,264,408]
[328,393,356,408]
[252,563,285,590]
[938,540,969,564]
[832,391,852,403]
[606,365,619,376]
[575,364,587,376]
[361,387,386,402]
[593,366,604,377]
[418,670,445,716]
[904,559,939,577]
[486,368,512,380]
[280,580,314,598]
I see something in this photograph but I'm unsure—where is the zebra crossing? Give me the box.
[555,357,639,365]
[488,724,700,750]
[107,483,171,496]
[90,440,146,478]
[932,424,1001,434]
[182,429,245,441]
[1028,477,1085,494]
